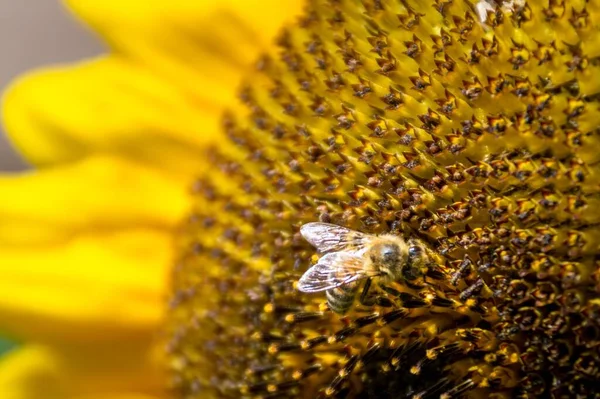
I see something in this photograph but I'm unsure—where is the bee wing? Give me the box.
[297,252,367,293]
[300,222,369,254]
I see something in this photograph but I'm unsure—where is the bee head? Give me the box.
[370,243,402,280]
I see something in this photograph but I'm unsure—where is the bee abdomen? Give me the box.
[326,289,355,314]
[326,280,358,314]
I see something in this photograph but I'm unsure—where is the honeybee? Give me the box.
[297,222,429,314]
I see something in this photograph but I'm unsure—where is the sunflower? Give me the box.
[0,1,303,398]
[3,0,600,398]
[164,0,600,398]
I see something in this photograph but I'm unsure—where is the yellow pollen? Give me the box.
[263,303,275,313]
[284,314,295,323]
[268,344,279,355]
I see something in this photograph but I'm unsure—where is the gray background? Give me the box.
[0,1,103,171]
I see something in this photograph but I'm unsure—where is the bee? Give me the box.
[297,222,429,314]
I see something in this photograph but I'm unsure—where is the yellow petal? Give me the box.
[2,58,221,170]
[0,344,165,399]
[2,0,305,166]
[0,346,64,399]
[0,228,172,343]
[0,157,186,340]
[0,155,191,246]
[66,0,305,94]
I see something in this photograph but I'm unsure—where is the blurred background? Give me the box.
[0,0,104,171]
[0,0,105,353]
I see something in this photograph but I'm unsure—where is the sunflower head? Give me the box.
[165,0,600,397]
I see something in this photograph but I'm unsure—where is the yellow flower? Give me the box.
[4,0,600,398]
[164,0,600,398]
[0,1,303,398]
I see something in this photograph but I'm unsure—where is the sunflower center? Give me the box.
[166,1,600,398]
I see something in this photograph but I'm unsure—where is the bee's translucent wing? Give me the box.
[300,222,369,254]
[297,252,367,293]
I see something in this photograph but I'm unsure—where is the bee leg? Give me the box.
[358,278,376,306]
